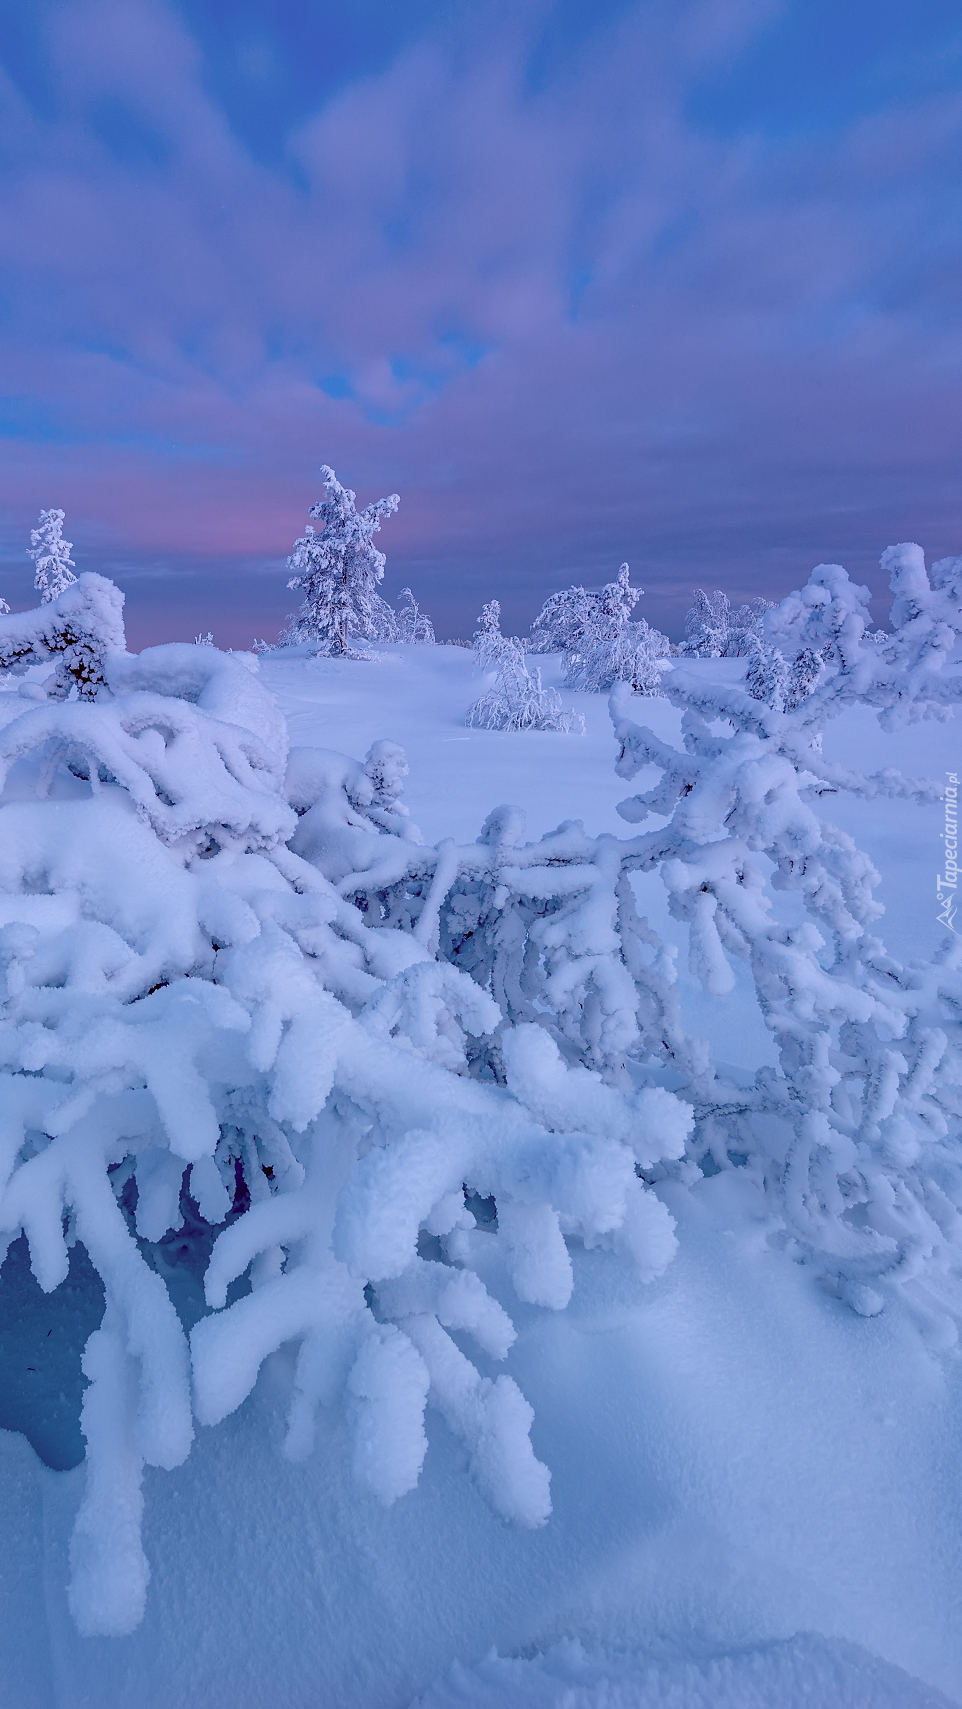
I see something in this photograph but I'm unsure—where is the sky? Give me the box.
[0,0,960,648]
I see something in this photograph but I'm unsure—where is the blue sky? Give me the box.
[0,0,960,646]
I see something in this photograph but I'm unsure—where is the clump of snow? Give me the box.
[0,571,125,699]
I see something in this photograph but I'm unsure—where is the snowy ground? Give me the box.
[1,642,959,1708]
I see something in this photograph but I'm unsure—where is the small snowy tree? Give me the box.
[728,596,772,655]
[681,589,772,658]
[558,565,667,692]
[565,618,670,695]
[28,508,77,603]
[395,587,436,644]
[681,588,729,657]
[473,600,507,672]
[0,573,126,699]
[530,563,641,657]
[467,638,583,732]
[284,467,400,654]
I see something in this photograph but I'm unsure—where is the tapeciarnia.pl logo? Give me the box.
[937,771,959,932]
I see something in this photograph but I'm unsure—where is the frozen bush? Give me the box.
[0,623,685,1634]
[681,588,772,657]
[467,639,584,733]
[0,572,126,699]
[565,618,670,694]
[529,563,640,655]
[4,536,962,1642]
[395,587,436,644]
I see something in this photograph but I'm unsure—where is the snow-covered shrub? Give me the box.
[0,572,126,699]
[528,584,600,655]
[473,599,507,672]
[283,465,400,653]
[28,507,77,603]
[745,638,827,714]
[681,587,729,657]
[529,563,640,656]
[681,588,772,657]
[554,564,669,693]
[395,587,436,644]
[467,639,584,733]
[0,603,686,1635]
[5,537,962,1643]
[565,617,670,695]
[612,542,962,1318]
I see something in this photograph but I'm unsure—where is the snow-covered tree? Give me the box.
[554,564,668,693]
[528,585,595,654]
[473,599,507,672]
[467,638,583,732]
[728,596,772,654]
[284,466,400,653]
[565,617,670,695]
[395,587,436,644]
[27,508,77,603]
[530,563,641,656]
[681,588,772,658]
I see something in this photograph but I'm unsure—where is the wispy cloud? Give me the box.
[0,0,959,645]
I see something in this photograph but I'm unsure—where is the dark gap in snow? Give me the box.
[0,1233,104,1471]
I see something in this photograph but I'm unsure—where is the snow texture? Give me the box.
[414,1633,957,1708]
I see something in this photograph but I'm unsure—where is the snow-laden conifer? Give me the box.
[0,572,125,698]
[284,466,400,653]
[28,508,77,603]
